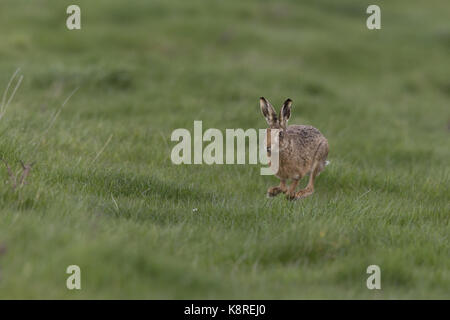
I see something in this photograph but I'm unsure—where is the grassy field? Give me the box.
[0,0,448,299]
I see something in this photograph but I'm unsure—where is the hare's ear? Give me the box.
[279,98,292,129]
[259,97,278,126]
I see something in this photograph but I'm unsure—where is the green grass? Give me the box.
[0,0,448,299]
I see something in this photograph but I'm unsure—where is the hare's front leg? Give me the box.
[267,179,287,197]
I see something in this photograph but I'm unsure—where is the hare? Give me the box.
[260,97,329,200]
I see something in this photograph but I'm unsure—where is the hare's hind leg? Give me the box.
[294,141,328,200]
[294,165,318,199]
[267,179,287,197]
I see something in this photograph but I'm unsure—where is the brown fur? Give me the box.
[260,97,329,200]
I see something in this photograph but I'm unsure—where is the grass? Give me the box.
[0,0,448,299]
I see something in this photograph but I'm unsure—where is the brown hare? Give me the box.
[260,97,329,200]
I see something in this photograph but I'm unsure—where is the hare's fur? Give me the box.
[260,97,329,200]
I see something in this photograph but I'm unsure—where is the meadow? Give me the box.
[0,0,448,299]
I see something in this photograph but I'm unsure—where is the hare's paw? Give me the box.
[294,188,314,200]
[286,193,297,201]
[267,186,285,198]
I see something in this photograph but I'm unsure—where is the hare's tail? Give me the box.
[325,160,330,166]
